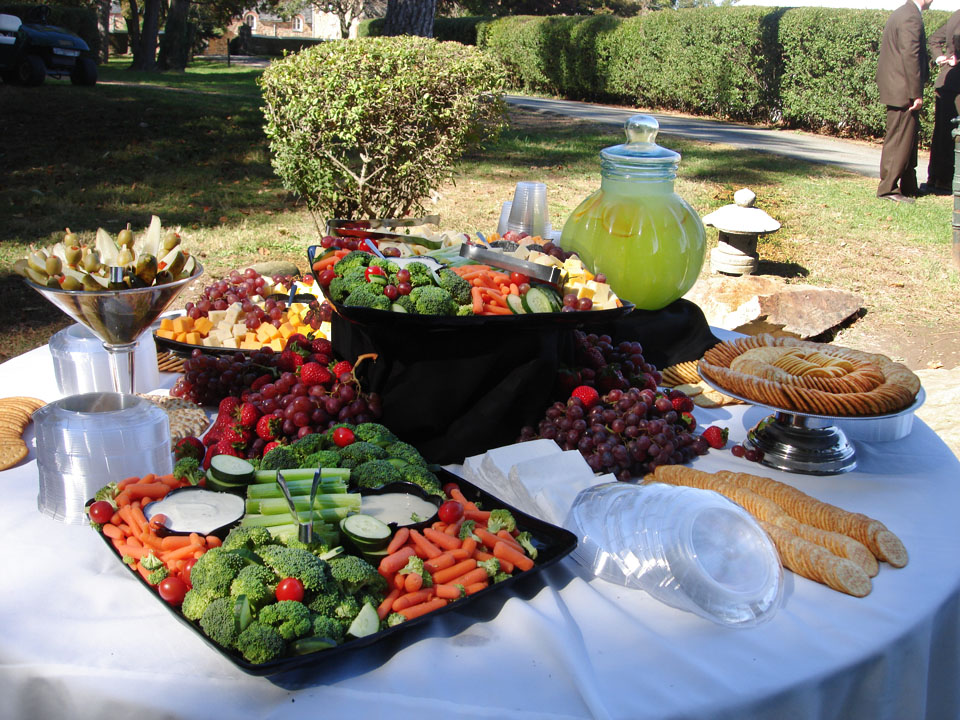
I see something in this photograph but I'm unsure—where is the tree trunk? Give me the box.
[129,0,161,71]
[158,0,192,71]
[383,0,435,37]
[123,0,142,64]
[97,0,110,63]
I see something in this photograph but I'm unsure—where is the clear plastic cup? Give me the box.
[497,201,513,237]
[565,482,783,627]
[507,181,550,237]
[49,323,160,395]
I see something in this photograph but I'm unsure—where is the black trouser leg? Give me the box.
[927,89,959,188]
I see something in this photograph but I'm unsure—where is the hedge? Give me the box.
[0,3,100,60]
[359,15,492,44]
[469,7,953,140]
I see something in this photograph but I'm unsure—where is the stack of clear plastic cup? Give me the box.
[565,482,783,627]
[497,201,513,237]
[34,393,172,524]
[507,181,550,238]
[49,323,160,395]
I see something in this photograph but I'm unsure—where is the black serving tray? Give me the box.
[93,469,577,676]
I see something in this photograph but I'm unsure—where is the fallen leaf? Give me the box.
[890,281,904,288]
[258,247,269,256]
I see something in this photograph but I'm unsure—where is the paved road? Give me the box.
[505,95,932,181]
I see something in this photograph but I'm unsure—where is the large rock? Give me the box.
[683,275,862,339]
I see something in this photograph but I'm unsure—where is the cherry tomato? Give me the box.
[148,513,169,532]
[88,500,114,525]
[332,427,355,448]
[442,482,460,498]
[182,557,198,588]
[158,576,188,606]
[510,271,530,285]
[364,266,386,282]
[437,500,464,524]
[276,577,305,602]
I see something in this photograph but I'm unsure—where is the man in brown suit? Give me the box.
[876,0,933,204]
[922,9,960,194]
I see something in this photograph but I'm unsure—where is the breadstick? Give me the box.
[758,521,872,597]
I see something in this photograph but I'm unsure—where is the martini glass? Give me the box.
[25,263,203,394]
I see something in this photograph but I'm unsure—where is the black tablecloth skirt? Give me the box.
[332,299,719,464]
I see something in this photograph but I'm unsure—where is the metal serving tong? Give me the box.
[275,469,324,543]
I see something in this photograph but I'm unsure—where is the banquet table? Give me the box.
[2,341,959,720]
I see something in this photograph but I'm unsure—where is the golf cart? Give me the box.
[0,6,97,86]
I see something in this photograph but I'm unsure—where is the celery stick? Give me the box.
[247,479,350,499]
[241,507,354,526]
[246,494,361,516]
[253,468,350,485]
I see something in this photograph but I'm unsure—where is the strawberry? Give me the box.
[256,413,282,441]
[570,385,601,409]
[671,395,694,413]
[202,429,221,446]
[330,360,353,378]
[221,427,251,451]
[277,349,304,373]
[174,436,205,462]
[680,411,697,431]
[701,426,729,449]
[300,362,332,387]
[310,338,333,356]
[215,438,242,458]
[237,402,260,429]
[202,443,219,470]
[262,440,282,457]
[287,333,310,351]
[250,373,275,392]
[214,396,240,429]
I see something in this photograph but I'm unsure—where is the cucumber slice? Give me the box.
[210,455,255,484]
[289,636,337,655]
[390,303,408,313]
[234,595,253,632]
[506,294,526,314]
[346,602,380,638]
[521,286,556,314]
[205,468,250,495]
[340,513,392,552]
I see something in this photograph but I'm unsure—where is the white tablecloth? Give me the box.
[2,344,959,720]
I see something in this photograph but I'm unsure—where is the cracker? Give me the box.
[692,392,722,408]
[0,396,44,412]
[0,439,28,471]
[673,383,703,397]
[137,394,210,448]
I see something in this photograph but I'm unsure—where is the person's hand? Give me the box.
[936,54,948,66]
[909,97,923,111]
[949,54,958,67]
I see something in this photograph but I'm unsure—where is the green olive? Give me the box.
[64,246,82,266]
[162,231,181,252]
[81,250,101,273]
[135,253,158,285]
[45,256,62,276]
[117,223,134,248]
[154,269,175,286]
[27,252,47,274]
[81,273,103,291]
[116,247,135,267]
[60,275,83,291]
[63,227,78,246]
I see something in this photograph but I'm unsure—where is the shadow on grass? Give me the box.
[0,272,72,363]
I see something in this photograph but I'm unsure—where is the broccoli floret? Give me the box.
[493,571,511,583]
[486,509,517,534]
[389,462,443,497]
[335,250,372,274]
[392,294,416,313]
[199,596,241,649]
[93,482,118,504]
[311,614,346,643]
[397,556,433,588]
[259,445,298,472]
[333,594,361,622]
[235,621,285,664]
[173,456,205,485]
[326,275,352,303]
[122,555,137,568]
[459,519,480,542]
[437,268,472,306]
[258,600,313,641]
[351,459,402,490]
[181,588,215,621]
[339,441,389,466]
[478,557,501,579]
[290,432,328,460]
[257,545,336,595]
[368,257,399,273]
[307,588,347,618]
[329,554,389,597]
[344,285,391,311]
[353,422,398,447]
[140,552,164,571]
[385,612,407,627]
[303,450,341,469]
[411,285,456,316]
[385,440,429,468]
[189,547,247,598]
[404,262,435,288]
[456,304,474,317]
[279,535,336,558]
[230,564,278,608]
[222,526,274,554]
[148,566,170,585]
[341,264,369,286]
[515,531,538,560]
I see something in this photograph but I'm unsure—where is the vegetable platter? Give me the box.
[89,469,576,676]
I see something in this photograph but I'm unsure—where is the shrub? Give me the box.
[259,37,507,226]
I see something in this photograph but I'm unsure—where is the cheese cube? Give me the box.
[174,332,187,343]
[268,338,284,352]
[184,332,201,346]
[222,337,239,349]
[207,310,227,326]
[259,323,281,341]
[156,328,177,340]
[245,332,258,344]
[159,317,175,332]
[194,317,214,336]
[240,338,260,350]
[202,336,222,347]
[278,322,297,339]
[172,316,194,333]
[232,323,249,339]
[223,303,243,325]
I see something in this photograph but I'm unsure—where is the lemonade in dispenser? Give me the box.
[560,115,706,311]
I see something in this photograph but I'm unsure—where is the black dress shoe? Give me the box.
[918,183,952,196]
[880,193,915,204]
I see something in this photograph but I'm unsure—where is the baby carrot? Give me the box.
[446,486,478,512]
[432,558,477,585]
[102,523,124,540]
[392,589,435,612]
[160,534,193,551]
[379,546,416,576]
[127,483,171,501]
[117,476,142,490]
[393,572,407,591]
[423,527,461,552]
[482,303,512,315]
[408,529,443,559]
[378,589,401,620]
[448,566,490,588]
[162,542,204,563]
[444,516,464,536]
[387,527,410,555]
[464,581,489,596]
[475,549,513,574]
[434,583,466,600]
[471,286,484,315]
[404,572,423,593]
[494,540,535,572]
[205,535,222,548]
[497,530,525,553]
[424,551,457,574]
[460,537,478,556]
[449,547,472,560]
[398,597,447,621]
[140,473,156,485]
[475,527,503,551]
[464,507,491,523]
